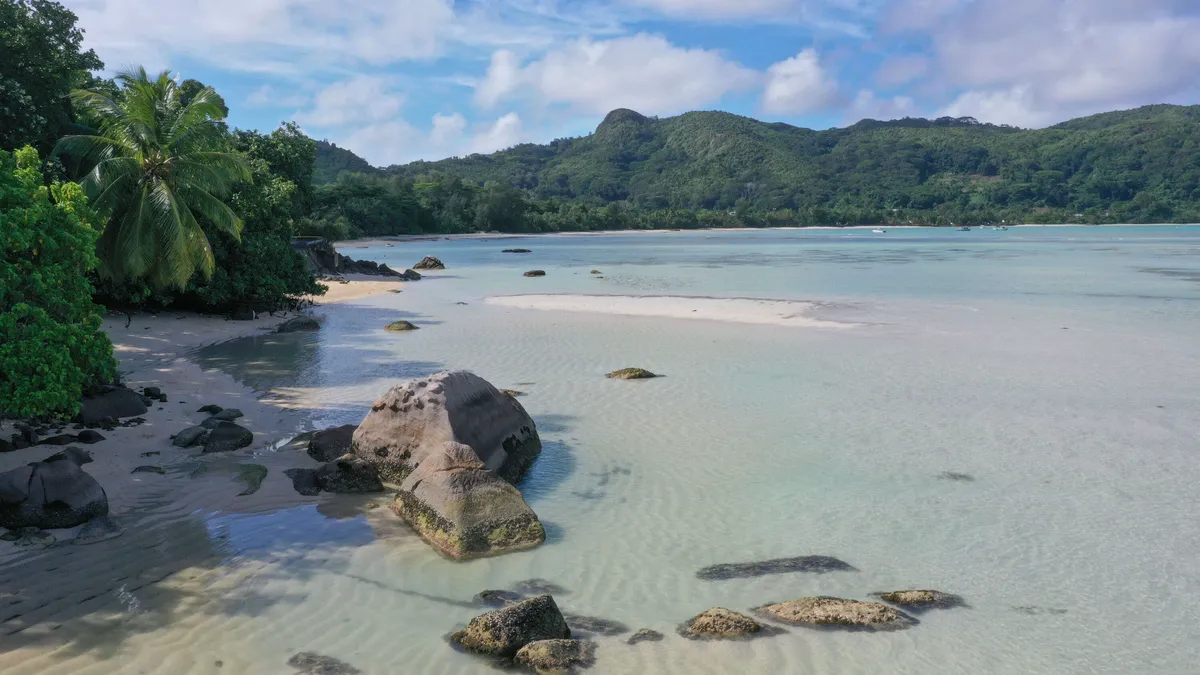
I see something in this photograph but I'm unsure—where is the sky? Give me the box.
[62,0,1200,166]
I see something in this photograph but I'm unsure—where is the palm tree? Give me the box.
[55,67,250,290]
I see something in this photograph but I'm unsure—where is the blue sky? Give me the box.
[64,0,1200,166]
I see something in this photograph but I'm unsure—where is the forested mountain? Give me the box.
[316,105,1200,225]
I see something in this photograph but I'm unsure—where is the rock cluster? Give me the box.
[452,595,571,657]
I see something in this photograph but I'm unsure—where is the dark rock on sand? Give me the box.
[44,446,92,465]
[514,639,596,674]
[385,320,419,331]
[754,597,914,630]
[626,629,664,645]
[874,590,967,612]
[287,652,361,674]
[39,434,78,446]
[307,424,357,462]
[200,416,225,430]
[503,249,532,253]
[173,426,209,448]
[524,270,546,277]
[235,464,269,496]
[679,608,771,640]
[73,515,124,545]
[284,468,322,496]
[476,589,525,607]
[277,315,321,333]
[202,422,254,453]
[76,386,149,424]
[0,438,11,453]
[413,255,446,270]
[605,368,657,380]
[696,555,856,580]
[144,386,162,398]
[213,408,244,421]
[452,595,571,657]
[76,430,106,444]
[315,455,384,493]
[198,405,223,415]
[0,451,108,529]
[132,466,166,475]
[400,268,422,281]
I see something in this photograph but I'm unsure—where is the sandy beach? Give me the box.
[485,293,857,328]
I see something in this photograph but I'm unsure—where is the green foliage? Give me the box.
[316,105,1200,229]
[55,67,251,290]
[0,0,102,154]
[313,140,376,185]
[307,172,425,236]
[0,146,115,417]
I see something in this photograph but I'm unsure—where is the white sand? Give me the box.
[484,294,856,328]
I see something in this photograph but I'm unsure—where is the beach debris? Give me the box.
[212,408,244,421]
[503,248,532,253]
[284,468,322,496]
[202,422,254,453]
[393,442,544,559]
[515,639,596,674]
[400,268,422,281]
[0,450,108,529]
[234,464,269,496]
[753,597,915,630]
[452,595,571,657]
[276,315,321,333]
[197,405,223,414]
[172,426,209,448]
[75,385,149,425]
[413,255,446,270]
[937,471,975,482]
[627,629,664,645]
[696,555,856,580]
[73,515,124,545]
[524,270,546,277]
[476,589,524,607]
[305,424,357,463]
[131,466,166,475]
[678,608,773,640]
[873,590,967,612]
[385,320,420,331]
[287,652,361,675]
[605,368,658,380]
[76,430,106,444]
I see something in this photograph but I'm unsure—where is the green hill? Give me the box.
[315,105,1200,225]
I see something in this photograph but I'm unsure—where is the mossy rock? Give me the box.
[606,368,658,380]
[678,608,770,640]
[452,595,571,657]
[514,639,596,673]
[754,597,914,630]
[524,270,546,277]
[385,321,419,332]
[873,590,966,611]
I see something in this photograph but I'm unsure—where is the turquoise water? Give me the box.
[13,226,1200,674]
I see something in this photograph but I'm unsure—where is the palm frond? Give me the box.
[179,184,244,239]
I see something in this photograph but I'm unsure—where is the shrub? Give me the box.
[0,146,115,417]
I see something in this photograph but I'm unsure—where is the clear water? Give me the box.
[6,226,1200,674]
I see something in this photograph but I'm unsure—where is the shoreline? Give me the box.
[485,293,858,328]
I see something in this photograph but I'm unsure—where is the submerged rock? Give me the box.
[39,434,78,446]
[605,368,657,380]
[197,405,223,415]
[315,455,384,493]
[203,422,254,453]
[287,652,361,674]
[523,270,546,277]
[235,464,269,496]
[284,468,321,496]
[754,597,914,630]
[696,555,856,580]
[131,465,166,475]
[2,527,55,548]
[306,424,357,462]
[563,613,629,637]
[874,590,966,611]
[392,441,544,559]
[452,595,571,657]
[73,515,124,545]
[172,426,209,448]
[502,248,532,253]
[679,608,769,640]
[385,320,419,332]
[0,452,108,529]
[626,629,664,645]
[937,471,975,482]
[476,589,524,607]
[515,579,570,596]
[276,315,321,333]
[413,255,446,270]
[514,639,596,674]
[76,386,149,424]
[353,371,542,485]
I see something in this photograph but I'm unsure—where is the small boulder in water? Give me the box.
[696,555,856,580]
[202,422,254,453]
[287,652,361,674]
[589,270,602,275]
[679,608,770,640]
[606,368,657,380]
[172,426,209,448]
[873,589,966,612]
[514,639,596,674]
[306,425,357,463]
[73,515,124,545]
[523,270,546,277]
[276,315,321,333]
[627,629,664,645]
[754,597,914,630]
[452,595,571,657]
[503,248,532,254]
[0,451,108,529]
[197,405,223,415]
[284,468,321,496]
[400,269,422,281]
[413,255,445,270]
[76,430,106,444]
[385,320,419,332]
[476,589,524,607]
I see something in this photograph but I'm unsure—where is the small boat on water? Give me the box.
[872,228,886,234]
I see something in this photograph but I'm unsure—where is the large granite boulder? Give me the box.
[754,597,914,630]
[392,442,544,559]
[307,425,357,462]
[514,639,596,673]
[352,371,541,485]
[452,595,571,657]
[76,386,148,424]
[0,451,108,529]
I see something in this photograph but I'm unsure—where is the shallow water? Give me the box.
[5,226,1200,674]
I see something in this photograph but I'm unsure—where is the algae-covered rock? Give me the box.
[678,608,767,640]
[352,371,541,485]
[754,597,913,629]
[234,464,268,496]
[605,368,657,380]
[452,595,571,657]
[413,256,445,270]
[391,442,544,559]
[524,270,546,277]
[696,555,856,580]
[874,589,966,611]
[385,321,419,332]
[626,629,664,645]
[514,639,596,673]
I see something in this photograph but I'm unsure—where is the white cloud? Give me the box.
[244,85,309,109]
[474,34,759,115]
[847,90,917,122]
[328,112,528,165]
[430,113,468,147]
[875,55,929,87]
[469,113,524,154]
[622,0,796,18]
[761,49,839,115]
[294,76,404,127]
